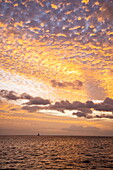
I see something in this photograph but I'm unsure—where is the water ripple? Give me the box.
[0,136,113,169]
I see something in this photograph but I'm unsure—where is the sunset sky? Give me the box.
[0,0,113,136]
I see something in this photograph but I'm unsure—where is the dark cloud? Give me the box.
[1,89,113,119]
[0,90,19,100]
[94,103,113,112]
[49,97,113,119]
[73,113,113,120]
[22,105,65,113]
[51,80,83,89]
[86,101,94,108]
[77,108,92,114]
[95,114,113,119]
[0,89,51,105]
[26,97,50,105]
[72,101,86,109]
[104,97,113,105]
[22,106,40,112]
[50,100,86,110]
[20,93,32,100]
[72,107,92,118]
[73,111,113,119]
[10,108,18,111]
[73,112,87,118]
[50,100,71,109]
[51,97,113,112]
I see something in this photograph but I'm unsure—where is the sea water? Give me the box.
[0,136,113,169]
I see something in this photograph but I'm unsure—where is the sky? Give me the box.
[0,0,113,136]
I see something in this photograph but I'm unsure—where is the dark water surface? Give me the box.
[0,136,113,169]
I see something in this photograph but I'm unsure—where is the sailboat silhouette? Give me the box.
[37,133,40,136]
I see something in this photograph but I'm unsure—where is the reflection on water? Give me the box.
[0,136,113,169]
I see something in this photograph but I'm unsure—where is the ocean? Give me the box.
[0,136,113,169]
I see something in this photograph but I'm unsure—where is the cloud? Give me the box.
[73,112,87,118]
[0,90,19,100]
[86,81,107,100]
[72,101,86,109]
[95,114,113,119]
[22,106,40,112]
[50,97,113,112]
[26,97,50,105]
[49,97,113,119]
[50,100,71,109]
[63,125,113,136]
[94,103,113,112]
[104,97,113,105]
[0,89,50,105]
[1,89,113,120]
[72,107,92,118]
[20,93,32,100]
[73,113,113,120]
[51,80,83,89]
[86,101,94,108]
[101,2,113,20]
[63,125,100,133]
[50,100,86,110]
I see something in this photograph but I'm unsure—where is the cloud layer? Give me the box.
[63,125,113,136]
[0,89,113,119]
[26,97,50,105]
[1,0,113,102]
[0,90,19,100]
